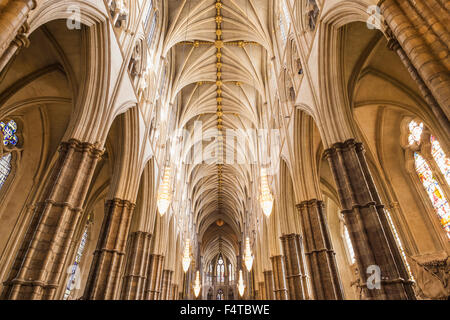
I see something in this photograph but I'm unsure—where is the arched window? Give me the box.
[407,120,450,239]
[216,288,224,300]
[1,120,19,146]
[228,264,234,282]
[343,224,356,264]
[384,209,413,279]
[0,153,12,190]
[217,256,225,283]
[63,225,89,300]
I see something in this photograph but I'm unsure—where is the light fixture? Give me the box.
[157,165,172,215]
[244,237,253,272]
[237,270,245,296]
[193,270,201,298]
[260,168,273,217]
[182,239,191,273]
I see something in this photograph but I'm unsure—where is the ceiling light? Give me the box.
[238,270,245,296]
[193,270,201,298]
[157,165,171,215]
[244,237,253,272]
[182,239,191,273]
[260,168,273,217]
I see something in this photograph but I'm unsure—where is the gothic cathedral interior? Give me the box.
[0,0,448,301]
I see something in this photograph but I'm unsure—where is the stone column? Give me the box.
[280,234,309,300]
[120,231,152,300]
[379,0,450,121]
[384,26,449,134]
[0,0,36,60]
[172,283,178,300]
[263,270,275,300]
[324,139,415,300]
[83,199,135,300]
[144,254,164,300]
[160,269,173,300]
[270,256,288,300]
[258,281,266,300]
[0,21,30,72]
[296,200,344,300]
[0,139,103,300]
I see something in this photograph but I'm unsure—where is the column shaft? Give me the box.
[324,139,415,299]
[263,271,275,300]
[270,256,288,300]
[144,254,164,300]
[0,0,35,59]
[83,199,135,300]
[120,231,152,300]
[1,139,102,300]
[380,0,450,120]
[296,200,344,300]
[280,234,309,300]
[160,269,173,300]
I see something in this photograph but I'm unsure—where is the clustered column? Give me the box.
[263,270,275,300]
[324,139,415,300]
[379,0,450,126]
[296,200,344,300]
[144,254,165,300]
[280,234,310,300]
[0,0,36,71]
[120,231,152,300]
[269,256,288,300]
[1,140,103,300]
[83,199,135,300]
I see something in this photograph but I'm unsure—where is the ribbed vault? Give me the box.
[165,0,272,264]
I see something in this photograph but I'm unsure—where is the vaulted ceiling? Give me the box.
[163,0,274,265]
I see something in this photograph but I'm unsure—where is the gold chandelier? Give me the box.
[193,270,201,298]
[157,165,172,215]
[237,270,245,296]
[243,237,253,272]
[260,168,273,217]
[182,238,191,273]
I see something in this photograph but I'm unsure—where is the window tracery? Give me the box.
[406,120,450,239]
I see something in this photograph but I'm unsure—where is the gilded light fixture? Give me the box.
[182,238,191,273]
[243,237,254,271]
[260,168,273,217]
[237,270,245,296]
[216,219,224,227]
[193,270,201,298]
[157,165,172,215]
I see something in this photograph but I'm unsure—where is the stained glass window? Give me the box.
[408,121,423,145]
[217,256,224,283]
[0,153,12,190]
[430,135,450,185]
[0,120,18,146]
[343,225,356,264]
[384,209,413,280]
[228,264,234,282]
[63,226,89,300]
[414,152,450,239]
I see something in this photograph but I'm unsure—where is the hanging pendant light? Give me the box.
[244,237,253,272]
[237,270,245,296]
[260,168,273,217]
[182,239,191,273]
[157,165,172,215]
[193,270,201,298]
